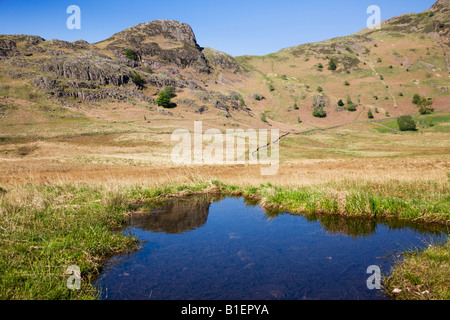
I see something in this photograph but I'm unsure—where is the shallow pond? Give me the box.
[95,196,448,300]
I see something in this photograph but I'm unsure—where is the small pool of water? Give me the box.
[95,196,448,300]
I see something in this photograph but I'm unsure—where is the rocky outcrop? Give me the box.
[202,47,242,72]
[40,54,131,86]
[429,0,450,12]
[31,75,57,90]
[105,20,211,73]
[69,87,155,103]
[118,20,199,45]
[0,39,18,57]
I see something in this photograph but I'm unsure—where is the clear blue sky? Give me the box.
[0,0,436,56]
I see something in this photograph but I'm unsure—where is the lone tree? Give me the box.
[347,103,357,112]
[397,115,417,131]
[317,86,324,93]
[328,59,337,71]
[368,109,374,119]
[156,91,172,108]
[337,99,345,107]
[268,83,275,92]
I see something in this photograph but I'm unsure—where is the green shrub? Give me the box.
[313,104,327,118]
[347,103,357,112]
[124,48,138,61]
[328,59,337,71]
[156,91,172,108]
[338,99,345,107]
[368,109,374,119]
[412,94,421,105]
[413,94,434,114]
[261,112,268,123]
[130,72,144,89]
[317,86,323,93]
[397,115,417,131]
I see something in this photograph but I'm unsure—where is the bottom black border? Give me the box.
[1,300,447,319]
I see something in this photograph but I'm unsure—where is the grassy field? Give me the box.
[0,101,449,300]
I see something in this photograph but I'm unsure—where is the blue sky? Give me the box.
[0,0,436,56]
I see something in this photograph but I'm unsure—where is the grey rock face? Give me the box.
[41,54,131,86]
[32,75,57,90]
[106,20,211,74]
[203,47,242,72]
[120,20,198,46]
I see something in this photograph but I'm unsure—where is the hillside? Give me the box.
[0,0,448,167]
[237,0,449,129]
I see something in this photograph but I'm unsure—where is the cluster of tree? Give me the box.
[412,94,434,114]
[317,59,336,71]
[312,104,327,118]
[337,96,357,112]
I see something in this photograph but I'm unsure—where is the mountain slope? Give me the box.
[236,0,449,128]
[0,0,448,138]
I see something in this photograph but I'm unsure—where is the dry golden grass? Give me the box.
[1,157,448,189]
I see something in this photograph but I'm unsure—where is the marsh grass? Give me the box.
[0,178,448,299]
[0,184,139,300]
[383,240,450,300]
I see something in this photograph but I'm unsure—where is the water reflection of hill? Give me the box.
[130,196,222,234]
[132,196,448,238]
[302,213,448,239]
[260,202,448,239]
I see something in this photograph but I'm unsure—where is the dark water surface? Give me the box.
[95,196,448,300]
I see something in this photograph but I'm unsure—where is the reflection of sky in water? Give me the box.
[95,197,447,300]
